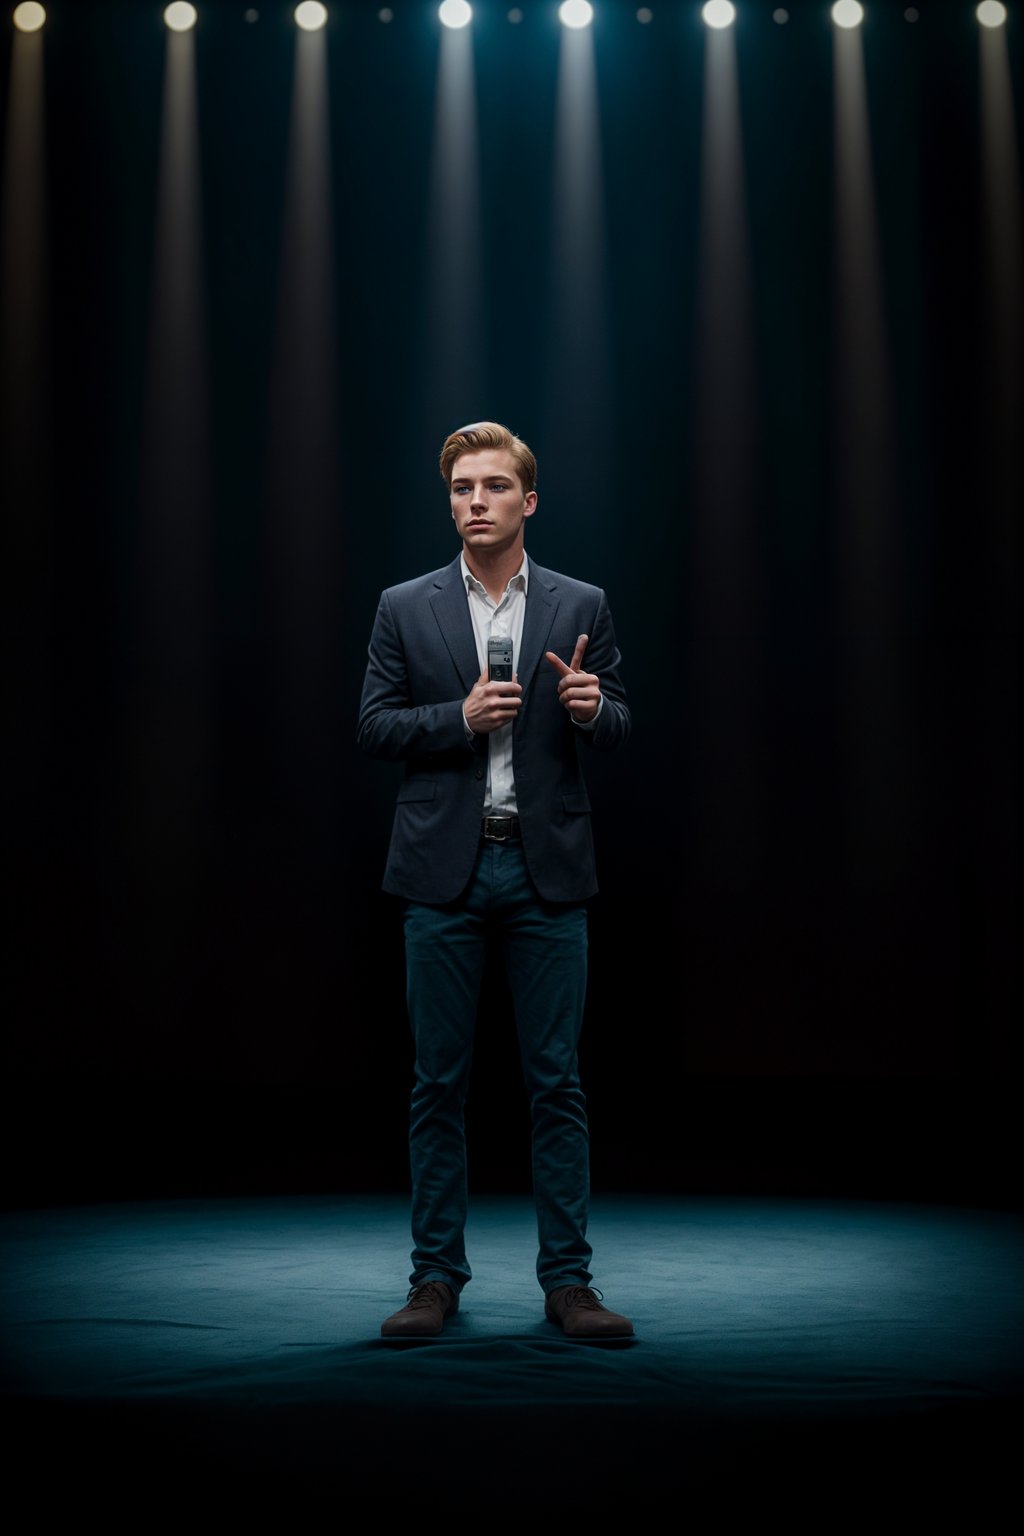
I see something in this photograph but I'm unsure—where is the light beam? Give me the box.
[689,8,761,893]
[832,4,905,884]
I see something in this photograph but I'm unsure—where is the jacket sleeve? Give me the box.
[356,589,476,762]
[577,589,631,753]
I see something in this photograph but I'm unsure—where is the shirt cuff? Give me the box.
[463,705,476,740]
[571,694,604,731]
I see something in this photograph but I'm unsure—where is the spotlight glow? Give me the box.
[294,1,327,29]
[163,2,197,29]
[831,0,864,27]
[558,1,593,28]
[12,2,46,30]
[977,1,1007,26]
[439,0,472,26]
[702,1,735,27]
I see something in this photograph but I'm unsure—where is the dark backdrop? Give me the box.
[2,1,1019,1210]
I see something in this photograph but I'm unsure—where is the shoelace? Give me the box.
[405,1283,449,1309]
[559,1286,606,1311]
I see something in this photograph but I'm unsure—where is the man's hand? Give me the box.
[544,633,601,724]
[464,667,523,734]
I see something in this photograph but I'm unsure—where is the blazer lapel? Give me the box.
[518,565,560,691]
[429,558,481,695]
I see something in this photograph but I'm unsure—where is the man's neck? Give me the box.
[463,544,525,605]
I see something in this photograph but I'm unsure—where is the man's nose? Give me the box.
[470,485,488,508]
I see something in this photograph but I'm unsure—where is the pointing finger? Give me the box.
[569,633,589,672]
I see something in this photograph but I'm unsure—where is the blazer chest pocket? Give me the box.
[562,791,591,815]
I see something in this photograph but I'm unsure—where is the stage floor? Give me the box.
[3,1193,1021,1517]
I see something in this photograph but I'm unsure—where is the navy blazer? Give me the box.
[357,553,630,904]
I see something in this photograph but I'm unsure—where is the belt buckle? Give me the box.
[484,816,511,842]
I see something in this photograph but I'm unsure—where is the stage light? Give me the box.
[559,1,593,29]
[773,7,789,22]
[508,6,523,19]
[702,1,735,27]
[12,2,46,30]
[163,2,197,30]
[637,6,653,21]
[832,1,864,27]
[439,0,471,26]
[977,2,1007,26]
[294,1,327,30]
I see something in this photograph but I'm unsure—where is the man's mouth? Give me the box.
[467,521,491,529]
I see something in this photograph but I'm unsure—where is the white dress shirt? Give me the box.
[461,550,528,816]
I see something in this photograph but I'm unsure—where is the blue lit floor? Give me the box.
[3,1194,1022,1518]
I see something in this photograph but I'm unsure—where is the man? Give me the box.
[357,421,633,1340]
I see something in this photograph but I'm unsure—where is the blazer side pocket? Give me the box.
[397,781,438,803]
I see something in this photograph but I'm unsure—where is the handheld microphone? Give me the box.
[487,634,514,682]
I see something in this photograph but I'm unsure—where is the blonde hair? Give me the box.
[439,421,537,496]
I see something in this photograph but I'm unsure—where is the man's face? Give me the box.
[450,449,537,556]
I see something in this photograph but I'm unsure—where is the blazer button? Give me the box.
[474,767,484,780]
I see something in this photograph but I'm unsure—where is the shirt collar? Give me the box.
[460,550,529,598]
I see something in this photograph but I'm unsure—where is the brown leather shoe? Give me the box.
[380,1281,458,1338]
[545,1285,634,1339]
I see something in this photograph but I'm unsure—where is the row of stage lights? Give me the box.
[9,2,1015,33]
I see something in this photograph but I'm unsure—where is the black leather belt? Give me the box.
[481,816,520,842]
